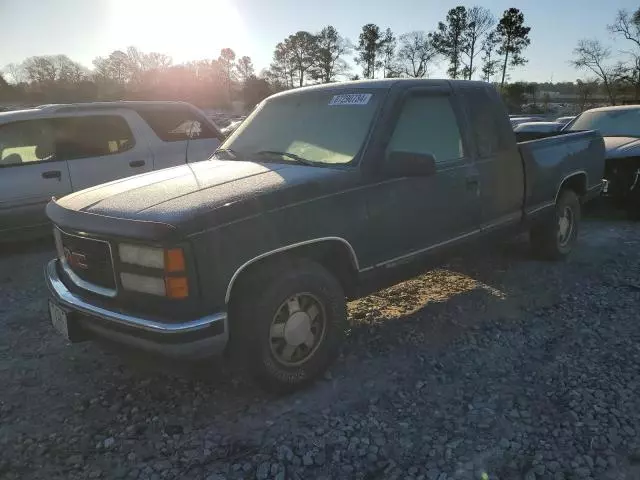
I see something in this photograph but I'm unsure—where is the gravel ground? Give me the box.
[1,214,639,480]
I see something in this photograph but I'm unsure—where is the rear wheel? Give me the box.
[232,258,346,392]
[530,189,580,260]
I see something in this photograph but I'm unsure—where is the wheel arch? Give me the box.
[225,237,360,304]
[556,171,588,203]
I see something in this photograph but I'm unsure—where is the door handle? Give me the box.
[129,160,145,168]
[42,170,61,180]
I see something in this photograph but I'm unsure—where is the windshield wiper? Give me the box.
[211,148,240,160]
[255,150,320,167]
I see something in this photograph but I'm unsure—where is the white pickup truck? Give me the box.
[0,101,223,240]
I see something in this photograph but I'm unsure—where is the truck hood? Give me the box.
[604,136,640,159]
[52,159,358,238]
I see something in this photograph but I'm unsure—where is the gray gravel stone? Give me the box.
[255,462,269,480]
[1,219,640,480]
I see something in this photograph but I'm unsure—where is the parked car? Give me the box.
[563,105,640,218]
[513,121,565,141]
[556,115,576,126]
[0,101,223,240]
[44,80,605,391]
[509,116,545,129]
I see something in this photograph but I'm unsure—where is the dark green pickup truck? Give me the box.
[45,79,605,391]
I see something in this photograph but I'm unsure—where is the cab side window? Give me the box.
[0,120,56,167]
[387,95,464,164]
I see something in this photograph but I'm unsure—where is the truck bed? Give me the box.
[518,130,605,217]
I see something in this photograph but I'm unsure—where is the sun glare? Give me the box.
[107,0,249,62]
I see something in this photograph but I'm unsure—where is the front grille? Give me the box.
[55,229,116,293]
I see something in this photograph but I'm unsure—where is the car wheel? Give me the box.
[233,258,346,393]
[530,189,580,261]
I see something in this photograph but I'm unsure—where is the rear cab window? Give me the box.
[461,86,512,157]
[136,107,221,142]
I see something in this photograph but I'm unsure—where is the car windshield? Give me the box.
[566,108,640,137]
[217,90,382,165]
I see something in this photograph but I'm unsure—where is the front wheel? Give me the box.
[233,258,346,393]
[530,189,581,261]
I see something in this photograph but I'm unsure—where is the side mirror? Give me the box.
[384,151,437,177]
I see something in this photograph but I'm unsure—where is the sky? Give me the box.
[1,0,639,83]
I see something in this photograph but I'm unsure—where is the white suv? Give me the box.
[0,101,223,240]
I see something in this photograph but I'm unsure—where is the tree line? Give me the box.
[0,46,270,110]
[263,7,530,88]
[1,5,532,110]
[572,7,640,105]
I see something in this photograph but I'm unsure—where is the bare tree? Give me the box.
[54,55,88,83]
[462,6,495,80]
[92,51,134,84]
[576,78,599,111]
[397,31,437,78]
[571,39,617,105]
[608,9,640,101]
[608,9,640,48]
[22,56,58,83]
[3,63,26,83]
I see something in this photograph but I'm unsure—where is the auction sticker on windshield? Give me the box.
[329,93,372,106]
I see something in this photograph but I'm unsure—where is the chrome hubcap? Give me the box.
[558,206,573,247]
[269,293,325,366]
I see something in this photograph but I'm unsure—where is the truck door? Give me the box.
[460,85,525,231]
[0,119,72,237]
[55,113,153,191]
[366,89,482,264]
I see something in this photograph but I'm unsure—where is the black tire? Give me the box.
[530,189,580,261]
[231,257,346,393]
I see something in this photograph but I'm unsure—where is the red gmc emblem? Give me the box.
[63,247,88,270]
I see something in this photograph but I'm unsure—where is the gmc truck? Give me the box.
[44,80,605,391]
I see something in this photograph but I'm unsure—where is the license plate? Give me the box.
[49,301,69,340]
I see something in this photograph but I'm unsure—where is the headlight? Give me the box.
[120,272,166,296]
[118,244,189,298]
[118,244,164,269]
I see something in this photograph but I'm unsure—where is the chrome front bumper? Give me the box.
[45,260,228,358]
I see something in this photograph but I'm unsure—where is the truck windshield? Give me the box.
[217,90,381,165]
[566,108,640,137]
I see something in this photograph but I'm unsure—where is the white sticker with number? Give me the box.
[328,93,372,106]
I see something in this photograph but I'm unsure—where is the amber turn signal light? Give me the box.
[165,276,189,299]
[165,248,186,273]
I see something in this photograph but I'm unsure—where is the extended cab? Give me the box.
[44,80,605,391]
